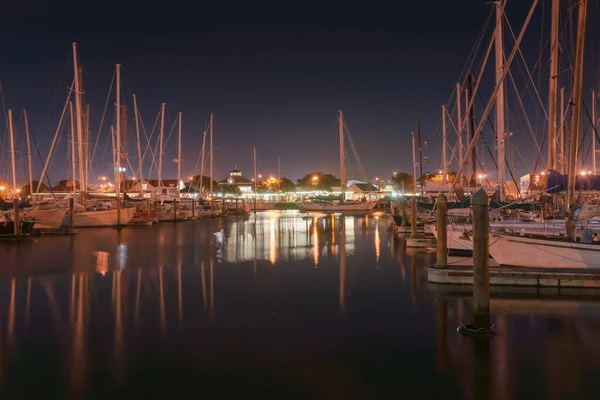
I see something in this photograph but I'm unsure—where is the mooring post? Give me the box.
[173,201,178,222]
[13,199,20,238]
[472,189,490,329]
[191,199,196,220]
[236,198,239,215]
[145,198,150,224]
[69,198,74,229]
[436,194,448,268]
[401,197,407,227]
[410,197,417,237]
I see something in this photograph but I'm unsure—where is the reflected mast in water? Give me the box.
[339,218,346,313]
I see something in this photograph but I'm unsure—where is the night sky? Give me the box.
[1,0,599,187]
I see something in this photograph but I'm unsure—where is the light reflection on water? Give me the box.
[0,211,598,397]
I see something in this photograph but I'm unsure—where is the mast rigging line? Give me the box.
[89,69,116,174]
[455,0,539,188]
[503,12,549,122]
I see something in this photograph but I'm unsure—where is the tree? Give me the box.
[219,184,242,197]
[188,175,219,192]
[20,181,50,197]
[257,177,296,193]
[390,173,414,191]
[296,172,338,191]
[279,177,296,192]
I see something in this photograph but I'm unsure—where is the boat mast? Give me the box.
[339,110,346,203]
[177,111,182,199]
[547,0,559,170]
[559,87,565,173]
[209,113,213,199]
[8,110,17,196]
[494,1,506,200]
[158,102,165,189]
[72,43,86,197]
[200,131,206,195]
[442,105,447,183]
[132,94,143,195]
[69,102,77,194]
[115,64,122,227]
[254,146,257,212]
[417,117,424,197]
[411,131,418,192]
[456,82,463,186]
[566,0,588,239]
[467,73,477,188]
[84,103,90,192]
[593,90,597,175]
[23,109,33,196]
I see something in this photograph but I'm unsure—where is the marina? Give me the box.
[2,0,600,397]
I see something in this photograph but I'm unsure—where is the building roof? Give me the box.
[219,175,252,185]
[120,179,180,191]
[230,168,241,173]
[350,183,379,192]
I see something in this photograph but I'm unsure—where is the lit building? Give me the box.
[218,169,254,195]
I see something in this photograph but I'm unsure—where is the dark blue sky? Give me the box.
[1,0,597,186]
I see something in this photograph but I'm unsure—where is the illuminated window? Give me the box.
[142,183,148,190]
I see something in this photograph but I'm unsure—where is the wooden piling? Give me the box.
[191,199,196,220]
[13,199,20,238]
[410,197,417,237]
[401,197,407,227]
[145,199,150,224]
[173,201,178,222]
[471,189,490,329]
[69,198,74,229]
[436,194,447,268]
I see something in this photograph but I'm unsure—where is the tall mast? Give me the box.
[494,1,506,200]
[456,82,463,185]
[593,90,597,175]
[339,110,346,203]
[442,105,447,181]
[559,87,565,173]
[23,109,33,196]
[253,146,257,212]
[8,110,17,196]
[158,102,165,188]
[417,117,424,197]
[72,43,85,196]
[467,74,477,188]
[84,103,90,191]
[547,0,559,170]
[200,131,206,195]
[277,156,281,193]
[115,64,122,226]
[566,0,588,238]
[411,131,418,192]
[132,94,143,185]
[69,102,77,194]
[177,111,182,198]
[209,113,214,198]
[80,102,90,188]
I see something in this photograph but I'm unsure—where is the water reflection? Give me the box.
[0,212,599,397]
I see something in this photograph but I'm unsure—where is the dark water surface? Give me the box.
[1,210,600,399]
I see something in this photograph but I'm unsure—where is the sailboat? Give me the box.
[197,113,222,218]
[485,0,598,268]
[1,109,35,237]
[65,47,135,227]
[298,111,378,213]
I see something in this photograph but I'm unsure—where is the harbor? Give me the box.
[2,0,600,397]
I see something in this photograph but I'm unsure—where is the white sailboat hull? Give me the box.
[25,209,67,228]
[298,201,378,212]
[489,233,600,268]
[69,207,136,227]
[430,225,474,251]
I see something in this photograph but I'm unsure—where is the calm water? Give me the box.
[0,210,599,399]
